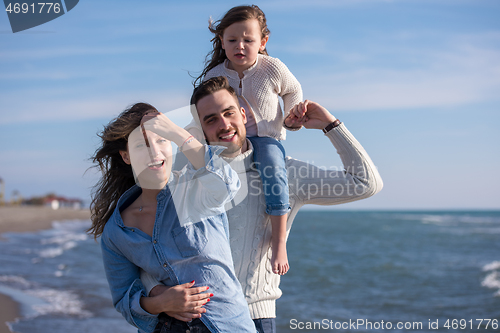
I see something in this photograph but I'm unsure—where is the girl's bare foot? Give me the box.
[271,240,289,275]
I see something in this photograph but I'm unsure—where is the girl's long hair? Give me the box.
[194,5,270,86]
[88,103,158,239]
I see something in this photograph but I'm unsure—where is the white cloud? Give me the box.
[264,0,399,10]
[301,32,500,111]
[0,46,139,61]
[265,0,484,10]
[0,90,193,126]
[307,68,499,111]
[1,150,88,177]
[0,70,76,80]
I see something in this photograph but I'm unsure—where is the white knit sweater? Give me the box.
[221,123,383,319]
[143,124,383,320]
[204,54,303,140]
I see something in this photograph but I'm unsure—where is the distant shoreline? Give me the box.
[0,206,90,333]
[0,206,90,236]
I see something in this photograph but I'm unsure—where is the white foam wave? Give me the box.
[397,213,500,226]
[26,288,92,318]
[41,233,88,246]
[483,261,500,271]
[0,275,92,318]
[51,219,91,232]
[54,264,67,277]
[36,220,89,258]
[0,275,33,289]
[481,261,500,297]
[482,272,500,289]
[38,247,63,258]
[38,241,78,258]
[421,215,453,225]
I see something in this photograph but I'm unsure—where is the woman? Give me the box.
[88,103,255,333]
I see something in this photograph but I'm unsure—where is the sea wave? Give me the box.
[482,261,500,297]
[394,213,500,226]
[0,274,92,318]
[36,220,90,258]
[26,288,92,318]
[483,261,500,272]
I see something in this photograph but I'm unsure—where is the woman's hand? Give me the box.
[141,112,185,145]
[141,281,213,322]
[140,112,205,169]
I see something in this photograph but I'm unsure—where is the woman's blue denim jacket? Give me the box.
[100,146,255,333]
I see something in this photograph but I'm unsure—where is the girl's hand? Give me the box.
[285,102,307,129]
[288,100,337,130]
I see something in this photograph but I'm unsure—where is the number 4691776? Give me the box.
[443,319,498,330]
[6,3,61,14]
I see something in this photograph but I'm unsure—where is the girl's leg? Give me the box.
[270,214,289,275]
[248,137,290,275]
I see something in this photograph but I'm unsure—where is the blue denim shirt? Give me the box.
[100,146,255,333]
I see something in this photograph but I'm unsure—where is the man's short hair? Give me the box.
[190,76,240,109]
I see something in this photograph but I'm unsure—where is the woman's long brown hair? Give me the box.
[87,103,157,239]
[193,5,271,86]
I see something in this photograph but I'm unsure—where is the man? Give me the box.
[144,76,383,333]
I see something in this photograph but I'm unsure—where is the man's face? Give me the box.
[196,89,248,158]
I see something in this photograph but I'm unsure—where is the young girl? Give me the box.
[194,5,303,275]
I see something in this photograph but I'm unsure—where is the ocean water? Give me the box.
[0,211,499,333]
[278,211,500,332]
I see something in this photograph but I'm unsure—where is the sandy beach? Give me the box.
[0,206,90,333]
[0,294,19,333]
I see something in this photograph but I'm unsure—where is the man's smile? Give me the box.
[219,131,236,141]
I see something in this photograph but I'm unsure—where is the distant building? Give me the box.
[0,178,4,206]
[42,195,84,210]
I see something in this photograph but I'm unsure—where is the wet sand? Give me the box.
[0,294,19,333]
[0,206,90,333]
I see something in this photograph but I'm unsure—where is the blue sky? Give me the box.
[1,0,499,210]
